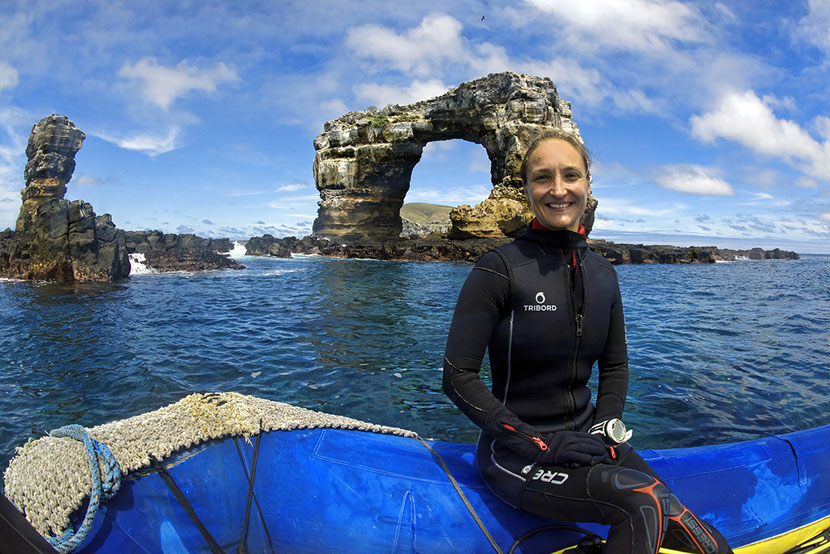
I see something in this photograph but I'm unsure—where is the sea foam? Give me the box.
[228,241,248,258]
[128,253,157,274]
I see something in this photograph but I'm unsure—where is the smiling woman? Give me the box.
[522,133,592,232]
[442,129,734,553]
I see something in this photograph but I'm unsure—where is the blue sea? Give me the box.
[1,251,829,474]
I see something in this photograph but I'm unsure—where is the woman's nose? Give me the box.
[549,175,567,196]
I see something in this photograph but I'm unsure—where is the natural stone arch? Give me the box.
[312,72,596,241]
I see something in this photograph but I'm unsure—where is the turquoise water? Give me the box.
[1,254,829,474]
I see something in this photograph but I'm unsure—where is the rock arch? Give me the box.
[312,72,596,241]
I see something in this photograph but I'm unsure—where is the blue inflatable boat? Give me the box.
[5,425,827,553]
[2,390,829,554]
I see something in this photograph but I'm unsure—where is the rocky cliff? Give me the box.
[0,115,130,282]
[125,231,243,272]
[312,72,596,241]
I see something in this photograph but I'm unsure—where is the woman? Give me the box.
[442,130,732,553]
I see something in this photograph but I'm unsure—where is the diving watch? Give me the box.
[589,418,633,445]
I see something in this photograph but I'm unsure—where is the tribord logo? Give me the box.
[524,291,557,312]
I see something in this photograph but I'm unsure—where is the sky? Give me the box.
[1,1,830,254]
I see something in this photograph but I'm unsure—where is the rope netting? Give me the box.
[3,392,415,541]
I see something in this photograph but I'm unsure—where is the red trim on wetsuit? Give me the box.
[530,219,586,270]
[632,481,667,554]
[530,218,586,235]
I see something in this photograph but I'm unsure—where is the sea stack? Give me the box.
[0,115,130,282]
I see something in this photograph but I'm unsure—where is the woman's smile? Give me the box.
[525,138,590,232]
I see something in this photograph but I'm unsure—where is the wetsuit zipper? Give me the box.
[566,256,588,418]
[501,423,548,451]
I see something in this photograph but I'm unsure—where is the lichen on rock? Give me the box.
[312,72,597,241]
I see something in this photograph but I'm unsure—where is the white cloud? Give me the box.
[762,94,797,112]
[405,185,490,206]
[275,184,306,192]
[736,192,791,207]
[798,0,830,54]
[796,177,820,189]
[691,90,830,180]
[0,107,29,228]
[346,14,465,76]
[594,197,686,218]
[74,173,101,186]
[524,0,707,53]
[354,78,449,108]
[268,194,320,209]
[423,141,457,154]
[0,62,19,92]
[93,127,179,156]
[520,57,664,115]
[814,115,830,141]
[319,99,349,120]
[654,165,734,196]
[118,57,238,111]
[820,212,830,223]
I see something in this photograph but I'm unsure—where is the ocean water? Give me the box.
[1,252,828,474]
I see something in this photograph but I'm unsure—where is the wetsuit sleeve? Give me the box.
[443,252,548,459]
[595,270,629,422]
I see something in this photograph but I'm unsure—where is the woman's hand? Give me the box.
[535,431,611,466]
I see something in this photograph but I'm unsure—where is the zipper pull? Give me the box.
[502,423,548,451]
[575,314,583,336]
[531,436,548,451]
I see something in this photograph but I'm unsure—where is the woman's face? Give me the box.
[524,138,590,232]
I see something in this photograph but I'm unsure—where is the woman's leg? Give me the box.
[614,444,733,554]
[477,434,672,554]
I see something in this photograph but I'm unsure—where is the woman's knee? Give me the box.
[588,466,671,537]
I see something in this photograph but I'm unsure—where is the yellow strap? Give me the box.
[550,515,830,554]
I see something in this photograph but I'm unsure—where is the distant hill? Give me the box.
[400,202,453,225]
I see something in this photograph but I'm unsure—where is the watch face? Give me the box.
[607,419,626,443]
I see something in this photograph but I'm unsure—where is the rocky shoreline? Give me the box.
[242,234,799,264]
[0,112,800,283]
[125,231,243,272]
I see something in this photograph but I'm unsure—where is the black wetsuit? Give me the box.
[443,226,732,554]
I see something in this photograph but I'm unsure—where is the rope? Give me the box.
[45,424,121,553]
[415,435,503,554]
[416,435,606,554]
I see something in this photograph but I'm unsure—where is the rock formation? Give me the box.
[125,231,243,271]
[245,234,509,262]
[244,233,799,265]
[713,247,799,261]
[588,240,719,264]
[0,115,130,282]
[312,72,596,241]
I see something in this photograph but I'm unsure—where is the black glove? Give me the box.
[535,431,611,466]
